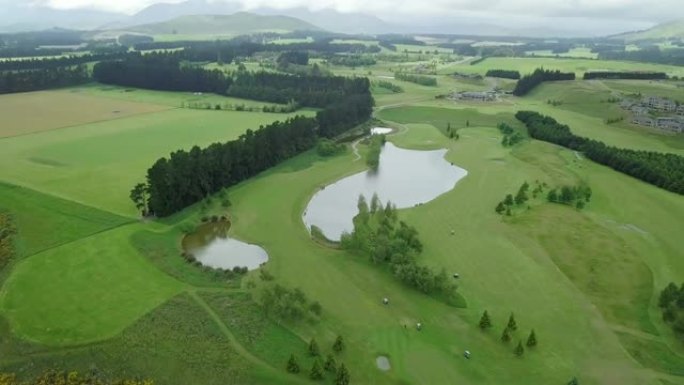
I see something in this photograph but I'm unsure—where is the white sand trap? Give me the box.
[376,356,391,371]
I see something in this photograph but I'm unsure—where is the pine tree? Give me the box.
[507,313,518,331]
[333,335,345,353]
[504,194,514,206]
[310,360,324,380]
[324,354,337,373]
[287,354,300,373]
[495,202,506,215]
[526,329,537,347]
[501,327,511,343]
[506,207,512,216]
[309,338,320,356]
[567,377,579,385]
[514,341,524,357]
[335,363,350,385]
[479,310,492,330]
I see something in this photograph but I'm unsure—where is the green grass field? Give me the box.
[0,88,313,216]
[1,52,684,385]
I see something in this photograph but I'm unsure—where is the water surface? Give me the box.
[182,222,269,270]
[303,142,467,240]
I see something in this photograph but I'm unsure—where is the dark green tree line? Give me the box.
[513,68,575,96]
[516,111,684,195]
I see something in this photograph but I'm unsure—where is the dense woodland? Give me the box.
[516,111,684,195]
[513,69,575,96]
[0,212,15,271]
[599,47,684,66]
[341,195,461,305]
[145,116,318,216]
[394,72,437,86]
[583,71,668,80]
[0,65,90,94]
[486,69,521,79]
[0,371,153,385]
[228,71,373,138]
[93,54,232,94]
[658,282,684,340]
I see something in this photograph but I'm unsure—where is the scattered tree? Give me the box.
[309,338,320,356]
[501,327,511,343]
[526,329,537,347]
[287,354,300,373]
[507,313,518,331]
[324,354,337,373]
[514,341,525,357]
[335,363,350,385]
[479,310,492,330]
[310,360,324,380]
[333,335,345,353]
[495,202,506,215]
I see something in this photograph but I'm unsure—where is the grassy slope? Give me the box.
[0,92,313,216]
[617,20,684,42]
[0,224,184,345]
[0,182,131,257]
[0,294,262,385]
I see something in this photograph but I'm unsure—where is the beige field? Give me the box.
[0,89,171,138]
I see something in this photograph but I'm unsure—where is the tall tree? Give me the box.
[335,363,350,385]
[310,360,324,380]
[333,335,345,353]
[514,341,525,357]
[526,329,537,347]
[309,338,320,356]
[501,327,511,343]
[287,354,300,373]
[324,354,337,373]
[507,313,518,331]
[479,310,492,330]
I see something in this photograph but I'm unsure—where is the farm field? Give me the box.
[442,57,684,77]
[0,46,683,385]
[0,89,170,138]
[0,88,313,216]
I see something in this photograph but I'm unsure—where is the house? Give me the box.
[655,117,684,133]
[454,91,497,102]
[677,105,684,116]
[643,96,677,112]
[632,116,655,127]
[630,105,650,116]
[619,100,635,110]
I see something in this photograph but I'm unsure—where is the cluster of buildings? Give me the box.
[450,91,498,102]
[621,96,684,133]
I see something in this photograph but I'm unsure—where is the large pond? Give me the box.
[182,222,269,270]
[303,142,467,241]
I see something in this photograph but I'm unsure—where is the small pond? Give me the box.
[182,221,269,270]
[303,142,467,241]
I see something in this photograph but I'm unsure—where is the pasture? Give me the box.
[0,89,170,138]
[445,57,684,77]
[1,51,684,385]
[0,88,313,216]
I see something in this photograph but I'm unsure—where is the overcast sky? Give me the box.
[21,0,684,22]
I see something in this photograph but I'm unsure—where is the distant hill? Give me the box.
[123,13,322,36]
[615,19,684,41]
[125,0,390,34]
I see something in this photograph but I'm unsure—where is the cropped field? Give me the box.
[0,89,170,138]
